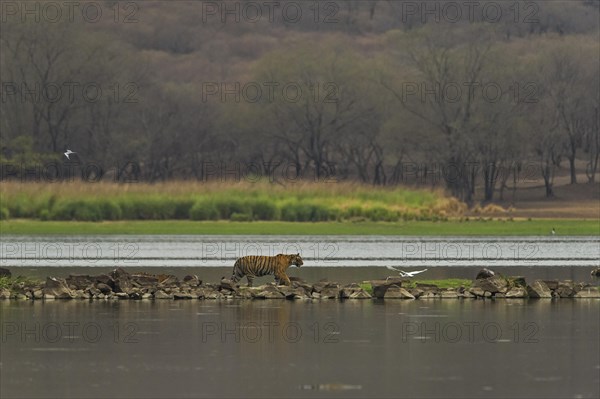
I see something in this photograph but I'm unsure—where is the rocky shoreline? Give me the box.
[0,267,599,300]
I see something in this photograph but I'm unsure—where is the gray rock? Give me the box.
[110,268,133,293]
[320,287,340,299]
[96,283,113,294]
[349,290,372,299]
[66,275,93,290]
[459,290,475,299]
[591,268,600,277]
[574,287,600,298]
[384,285,415,299]
[95,274,115,288]
[508,276,527,288]
[129,292,143,300]
[115,292,129,299]
[372,279,410,298]
[420,291,437,299]
[255,289,285,299]
[33,290,44,300]
[543,280,559,290]
[469,287,486,297]
[219,278,238,292]
[142,293,153,299]
[476,268,495,279]
[131,274,159,288]
[279,286,306,299]
[526,280,552,298]
[556,281,575,298]
[153,290,173,299]
[471,275,508,294]
[505,287,528,298]
[43,277,74,299]
[158,275,179,287]
[183,275,202,287]
[173,292,194,299]
[440,290,458,298]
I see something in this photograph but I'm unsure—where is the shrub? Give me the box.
[189,201,220,220]
[249,198,279,220]
[50,200,103,221]
[365,206,399,222]
[230,212,252,222]
[215,198,251,219]
[0,207,9,220]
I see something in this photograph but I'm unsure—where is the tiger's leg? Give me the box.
[231,263,244,283]
[246,275,255,287]
[275,272,291,286]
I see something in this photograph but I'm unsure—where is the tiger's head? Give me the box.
[290,253,303,267]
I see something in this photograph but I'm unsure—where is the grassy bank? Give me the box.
[1,219,598,235]
[0,181,464,223]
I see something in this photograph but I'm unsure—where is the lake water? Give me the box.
[1,235,599,398]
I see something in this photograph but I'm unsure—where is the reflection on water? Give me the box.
[1,300,599,399]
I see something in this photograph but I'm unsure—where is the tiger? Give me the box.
[231,253,303,287]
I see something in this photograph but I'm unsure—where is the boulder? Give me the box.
[372,279,409,298]
[219,278,238,292]
[95,274,115,289]
[109,268,133,293]
[383,285,415,299]
[349,290,372,299]
[255,289,285,299]
[96,283,113,294]
[43,277,74,299]
[279,286,307,299]
[471,275,508,294]
[507,276,527,288]
[153,290,173,299]
[183,275,202,287]
[526,280,552,298]
[157,274,179,287]
[543,280,559,291]
[574,287,600,298]
[320,287,340,299]
[556,281,575,298]
[173,292,194,299]
[0,268,12,278]
[408,288,424,298]
[469,287,486,297]
[458,290,475,299]
[440,290,458,298]
[312,281,340,293]
[66,275,93,290]
[131,274,159,288]
[505,287,528,298]
[591,268,600,277]
[420,291,437,299]
[476,268,495,279]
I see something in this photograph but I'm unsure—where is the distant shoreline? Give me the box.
[1,219,598,236]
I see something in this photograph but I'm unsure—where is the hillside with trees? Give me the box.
[1,0,598,204]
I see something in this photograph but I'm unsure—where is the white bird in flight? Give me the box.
[64,149,76,160]
[386,265,428,277]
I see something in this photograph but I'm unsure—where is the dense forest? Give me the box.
[1,0,599,203]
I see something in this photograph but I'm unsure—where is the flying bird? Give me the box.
[385,265,428,277]
[64,149,76,160]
